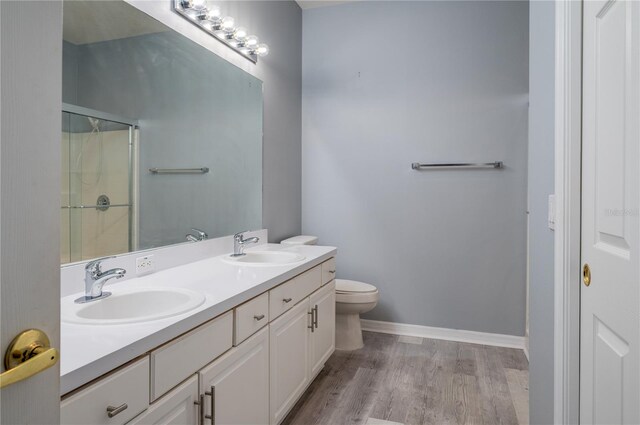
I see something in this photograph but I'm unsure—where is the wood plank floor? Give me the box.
[282,331,529,425]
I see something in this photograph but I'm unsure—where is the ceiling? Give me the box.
[295,0,357,10]
[63,1,169,45]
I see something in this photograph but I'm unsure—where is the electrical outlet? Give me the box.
[136,255,155,276]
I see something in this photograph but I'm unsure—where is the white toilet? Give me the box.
[281,235,379,351]
[334,279,379,350]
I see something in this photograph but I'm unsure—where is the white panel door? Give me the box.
[581,1,640,423]
[199,327,269,425]
[309,281,336,378]
[0,1,62,423]
[269,299,311,425]
[129,375,198,425]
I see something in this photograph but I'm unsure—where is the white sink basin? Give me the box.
[62,288,206,325]
[222,251,306,266]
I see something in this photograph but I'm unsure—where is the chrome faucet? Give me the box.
[75,256,126,304]
[232,231,259,257]
[186,228,208,242]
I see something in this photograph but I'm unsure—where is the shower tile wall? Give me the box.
[60,127,130,263]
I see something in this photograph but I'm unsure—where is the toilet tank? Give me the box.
[280,235,318,246]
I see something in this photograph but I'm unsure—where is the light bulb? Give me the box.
[203,5,222,22]
[190,0,207,10]
[220,16,235,32]
[245,35,259,48]
[233,27,248,42]
[213,30,227,39]
[255,43,269,57]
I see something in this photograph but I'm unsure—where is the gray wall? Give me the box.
[528,1,556,423]
[63,41,79,104]
[302,1,529,336]
[64,32,263,249]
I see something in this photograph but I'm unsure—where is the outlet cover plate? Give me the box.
[136,255,155,276]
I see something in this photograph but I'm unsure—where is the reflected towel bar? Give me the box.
[411,161,503,170]
[61,204,131,209]
[149,167,210,174]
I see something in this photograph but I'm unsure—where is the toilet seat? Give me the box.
[335,279,379,304]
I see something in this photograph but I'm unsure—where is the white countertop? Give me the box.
[60,243,337,395]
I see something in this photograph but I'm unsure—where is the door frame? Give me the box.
[554,0,583,423]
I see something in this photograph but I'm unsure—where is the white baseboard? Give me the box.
[361,319,526,351]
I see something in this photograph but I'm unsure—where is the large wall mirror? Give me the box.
[61,0,263,264]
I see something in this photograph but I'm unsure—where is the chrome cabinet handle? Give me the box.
[106,403,128,418]
[195,395,205,424]
[313,305,319,329]
[308,310,315,332]
[205,385,215,423]
[283,297,292,303]
[254,314,265,321]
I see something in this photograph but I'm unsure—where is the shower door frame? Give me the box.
[62,102,138,257]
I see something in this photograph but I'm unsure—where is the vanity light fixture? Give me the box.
[173,0,269,63]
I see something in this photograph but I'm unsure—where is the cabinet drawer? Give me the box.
[150,311,233,401]
[61,357,149,425]
[321,257,336,285]
[235,292,269,345]
[269,265,321,319]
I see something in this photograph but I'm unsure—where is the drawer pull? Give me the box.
[106,403,128,418]
[283,298,292,303]
[328,270,336,274]
[254,314,265,321]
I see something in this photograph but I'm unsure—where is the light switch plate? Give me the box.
[548,194,556,230]
[136,255,155,276]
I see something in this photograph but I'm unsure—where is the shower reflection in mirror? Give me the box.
[61,107,136,264]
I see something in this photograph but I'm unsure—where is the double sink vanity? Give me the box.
[60,232,337,425]
[56,2,330,424]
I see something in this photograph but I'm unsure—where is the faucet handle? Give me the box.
[234,230,250,240]
[191,228,208,239]
[85,256,116,273]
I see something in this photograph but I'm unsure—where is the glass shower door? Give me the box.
[61,110,134,263]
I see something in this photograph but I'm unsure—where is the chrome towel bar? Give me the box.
[149,167,210,174]
[61,204,131,209]
[411,161,503,170]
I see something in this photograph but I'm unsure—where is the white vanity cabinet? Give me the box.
[61,256,336,425]
[128,376,199,425]
[199,327,270,425]
[269,280,336,425]
[309,281,336,377]
[269,300,312,425]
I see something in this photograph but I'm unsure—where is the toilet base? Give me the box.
[335,312,364,351]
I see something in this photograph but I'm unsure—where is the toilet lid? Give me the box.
[335,279,377,294]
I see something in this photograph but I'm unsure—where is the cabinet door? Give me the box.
[269,299,311,425]
[199,327,269,425]
[128,376,198,425]
[309,280,336,377]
